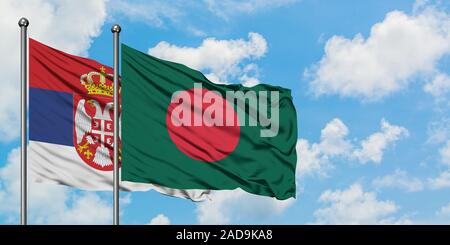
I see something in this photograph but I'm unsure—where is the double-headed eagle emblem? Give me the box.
[74,67,119,170]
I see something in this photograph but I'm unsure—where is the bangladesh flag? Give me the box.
[121,44,297,200]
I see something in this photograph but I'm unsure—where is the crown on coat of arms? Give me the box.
[80,66,113,97]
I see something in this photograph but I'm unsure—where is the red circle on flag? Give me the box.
[166,88,240,162]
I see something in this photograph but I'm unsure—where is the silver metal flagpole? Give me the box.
[111,24,121,226]
[18,17,29,226]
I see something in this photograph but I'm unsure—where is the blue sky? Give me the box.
[1,0,450,224]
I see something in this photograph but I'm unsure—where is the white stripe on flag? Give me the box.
[29,141,209,201]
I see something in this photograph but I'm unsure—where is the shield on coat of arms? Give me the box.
[73,67,120,171]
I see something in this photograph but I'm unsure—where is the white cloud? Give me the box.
[296,118,350,177]
[318,118,352,156]
[240,75,261,87]
[0,148,23,216]
[204,0,298,20]
[297,118,408,177]
[0,85,19,142]
[372,169,424,192]
[148,32,267,85]
[296,139,329,178]
[0,148,113,224]
[47,193,112,225]
[108,0,181,28]
[306,6,450,101]
[313,183,410,224]
[437,202,450,217]
[148,214,171,225]
[428,170,450,189]
[424,73,450,98]
[0,0,107,142]
[196,189,294,224]
[239,63,262,87]
[352,119,409,164]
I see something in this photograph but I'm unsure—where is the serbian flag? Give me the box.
[28,38,209,201]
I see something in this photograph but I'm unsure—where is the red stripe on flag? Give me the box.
[29,38,113,94]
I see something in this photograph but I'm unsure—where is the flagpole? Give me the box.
[112,24,121,226]
[18,17,29,226]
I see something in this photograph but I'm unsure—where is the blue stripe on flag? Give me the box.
[30,88,74,146]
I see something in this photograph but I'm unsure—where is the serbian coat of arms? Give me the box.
[73,66,120,171]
